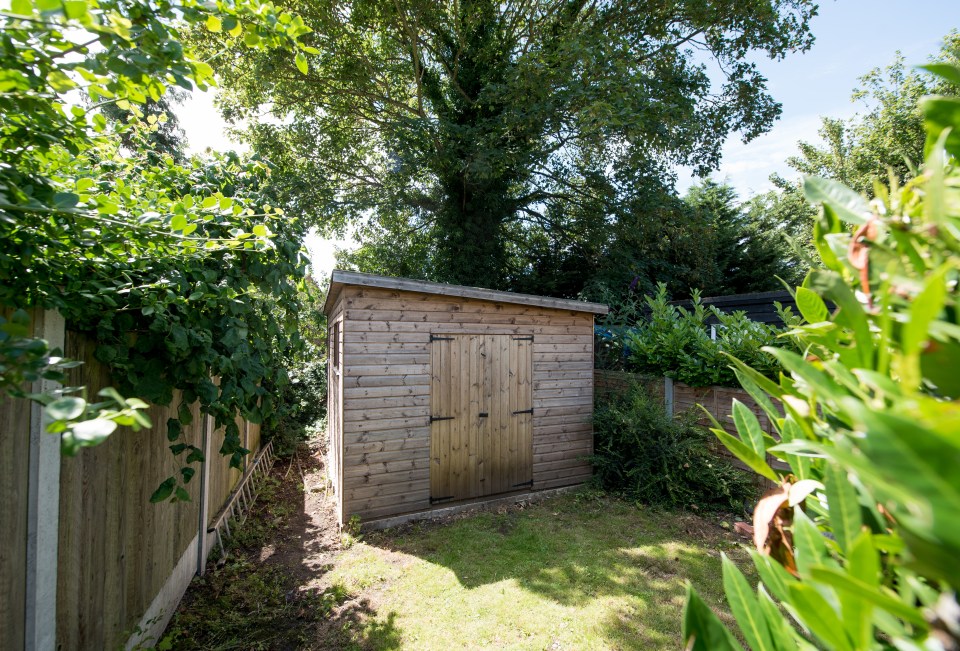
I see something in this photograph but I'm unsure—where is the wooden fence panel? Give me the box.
[0,310,36,651]
[57,331,205,651]
[593,370,777,435]
[2,311,266,650]
[0,392,30,651]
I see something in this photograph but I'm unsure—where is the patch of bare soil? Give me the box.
[164,439,395,651]
[259,445,341,585]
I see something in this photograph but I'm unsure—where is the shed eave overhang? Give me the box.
[321,270,609,316]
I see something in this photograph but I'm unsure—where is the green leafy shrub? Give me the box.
[263,277,329,455]
[592,382,756,511]
[683,63,960,650]
[621,285,796,387]
[267,353,328,456]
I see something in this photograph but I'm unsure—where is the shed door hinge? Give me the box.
[430,415,455,423]
[512,408,533,415]
[430,495,455,504]
[512,335,534,341]
[512,480,534,489]
[430,334,455,341]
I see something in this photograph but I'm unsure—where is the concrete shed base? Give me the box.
[359,483,586,532]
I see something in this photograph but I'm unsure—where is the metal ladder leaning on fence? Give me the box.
[206,439,277,563]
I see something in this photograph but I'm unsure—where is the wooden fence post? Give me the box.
[664,376,674,417]
[25,309,64,651]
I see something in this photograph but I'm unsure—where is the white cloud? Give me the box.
[676,105,858,199]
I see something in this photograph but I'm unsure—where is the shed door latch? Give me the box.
[430,415,454,423]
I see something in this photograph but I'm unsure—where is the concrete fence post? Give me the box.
[196,414,214,576]
[25,309,65,651]
[664,376,674,417]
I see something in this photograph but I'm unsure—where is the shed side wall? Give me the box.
[340,286,594,521]
[327,291,346,523]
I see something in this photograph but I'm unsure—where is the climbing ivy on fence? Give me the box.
[0,0,316,500]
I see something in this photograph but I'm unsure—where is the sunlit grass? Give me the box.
[325,490,747,650]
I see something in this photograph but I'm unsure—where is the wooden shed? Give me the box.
[323,270,608,526]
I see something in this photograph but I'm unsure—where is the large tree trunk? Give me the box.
[434,173,513,289]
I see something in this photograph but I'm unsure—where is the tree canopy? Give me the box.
[206,0,819,289]
[723,32,960,289]
[684,179,804,295]
[786,31,959,196]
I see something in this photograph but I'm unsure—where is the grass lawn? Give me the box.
[167,447,749,650]
[330,492,746,650]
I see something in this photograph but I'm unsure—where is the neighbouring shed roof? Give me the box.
[323,270,609,316]
[669,290,797,325]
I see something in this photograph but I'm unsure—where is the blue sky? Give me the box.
[677,0,958,198]
[177,1,958,276]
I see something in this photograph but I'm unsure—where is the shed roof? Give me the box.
[323,270,609,316]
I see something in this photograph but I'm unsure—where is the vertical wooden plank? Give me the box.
[497,334,511,494]
[487,335,499,497]
[0,321,31,651]
[503,336,522,491]
[479,336,492,497]
[56,327,83,651]
[467,335,480,498]
[103,388,125,645]
[518,338,532,485]
[83,346,108,650]
[429,337,441,501]
[430,336,453,501]
[458,335,471,499]
[446,341,454,497]
[452,336,466,499]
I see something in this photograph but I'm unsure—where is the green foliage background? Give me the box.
[598,285,795,388]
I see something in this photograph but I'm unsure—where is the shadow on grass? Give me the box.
[364,491,743,650]
[165,447,403,651]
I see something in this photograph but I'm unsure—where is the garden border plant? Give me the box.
[683,62,960,650]
[597,284,798,388]
[591,380,757,512]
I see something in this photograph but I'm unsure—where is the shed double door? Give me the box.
[430,334,533,503]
